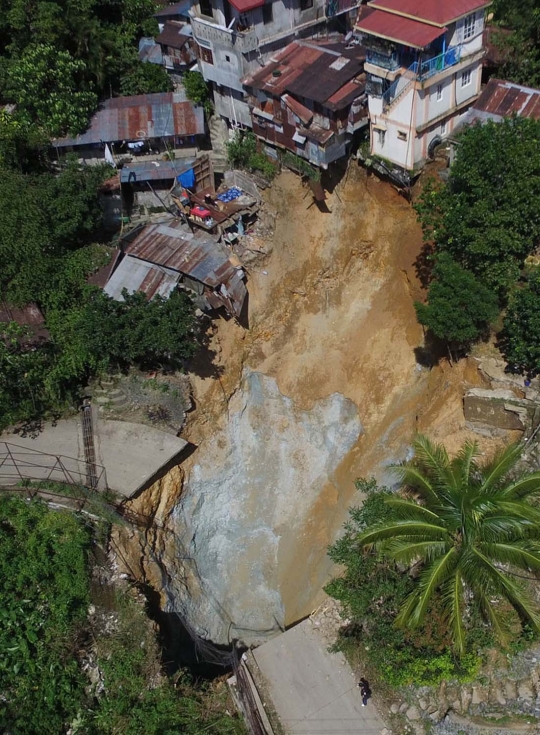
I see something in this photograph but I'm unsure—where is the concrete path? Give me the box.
[0,417,187,497]
[252,619,386,734]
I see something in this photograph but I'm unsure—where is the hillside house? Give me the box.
[155,21,197,71]
[53,91,205,163]
[242,40,367,167]
[354,0,490,172]
[189,0,362,127]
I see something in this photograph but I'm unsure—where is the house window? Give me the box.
[225,54,231,62]
[200,46,214,65]
[300,0,313,10]
[200,0,213,16]
[436,84,443,101]
[463,13,476,40]
[461,68,472,87]
[441,121,447,135]
[397,130,407,141]
[376,129,386,146]
[274,123,284,134]
[263,2,273,24]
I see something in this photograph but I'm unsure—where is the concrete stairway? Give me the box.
[208,115,229,173]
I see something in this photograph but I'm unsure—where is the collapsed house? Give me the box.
[242,40,368,168]
[105,219,247,319]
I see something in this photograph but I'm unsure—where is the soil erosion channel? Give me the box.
[116,167,493,646]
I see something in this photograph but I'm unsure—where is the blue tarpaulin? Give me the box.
[177,168,195,188]
[217,187,242,203]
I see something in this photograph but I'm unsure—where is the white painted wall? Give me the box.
[455,62,480,106]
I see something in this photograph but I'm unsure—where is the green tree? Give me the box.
[499,268,540,375]
[415,117,540,296]
[46,288,198,386]
[326,479,481,687]
[355,435,540,654]
[183,70,213,115]
[6,44,97,136]
[490,0,540,86]
[120,61,173,96]
[415,253,499,347]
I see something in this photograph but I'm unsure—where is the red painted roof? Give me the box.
[475,78,540,120]
[229,0,265,11]
[355,6,445,48]
[367,0,490,26]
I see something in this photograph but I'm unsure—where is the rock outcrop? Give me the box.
[164,370,362,645]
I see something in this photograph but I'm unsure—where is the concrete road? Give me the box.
[252,619,386,734]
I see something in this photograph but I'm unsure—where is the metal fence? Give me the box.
[0,442,107,491]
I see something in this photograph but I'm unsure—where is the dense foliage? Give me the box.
[0,496,245,735]
[326,479,481,687]
[415,253,499,347]
[0,0,163,136]
[0,289,198,430]
[227,131,277,179]
[415,117,540,360]
[327,437,540,688]
[490,0,540,87]
[0,495,91,733]
[183,70,213,115]
[499,269,540,375]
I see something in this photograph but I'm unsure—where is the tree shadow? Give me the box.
[414,330,450,368]
[414,242,436,289]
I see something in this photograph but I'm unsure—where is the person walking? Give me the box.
[358,677,371,707]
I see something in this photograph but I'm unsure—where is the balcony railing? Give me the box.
[190,14,258,53]
[367,45,462,81]
[417,46,462,79]
[366,49,399,71]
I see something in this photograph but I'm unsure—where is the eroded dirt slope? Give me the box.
[117,167,504,643]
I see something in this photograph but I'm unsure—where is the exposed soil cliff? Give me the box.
[114,166,506,645]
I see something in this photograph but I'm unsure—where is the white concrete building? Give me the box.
[355,0,490,172]
[190,0,361,126]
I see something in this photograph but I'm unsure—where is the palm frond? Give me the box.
[385,497,444,523]
[357,521,450,549]
[474,587,512,648]
[480,443,522,494]
[479,541,540,572]
[412,435,455,491]
[390,465,440,508]
[454,439,480,491]
[383,539,448,564]
[501,473,540,500]
[471,548,540,630]
[493,501,540,525]
[441,570,466,655]
[395,588,422,628]
[409,548,458,627]
[480,516,539,542]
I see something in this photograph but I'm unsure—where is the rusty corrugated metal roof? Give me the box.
[474,78,540,121]
[156,21,191,49]
[54,92,204,148]
[123,220,247,318]
[243,40,365,106]
[126,223,227,286]
[104,255,180,301]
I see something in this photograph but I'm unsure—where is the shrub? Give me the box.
[226,131,277,179]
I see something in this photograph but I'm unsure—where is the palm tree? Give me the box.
[358,435,540,654]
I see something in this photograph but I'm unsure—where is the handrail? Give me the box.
[418,45,462,80]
